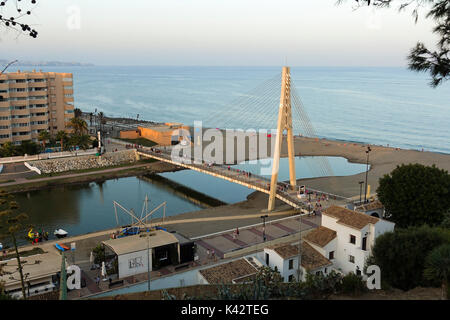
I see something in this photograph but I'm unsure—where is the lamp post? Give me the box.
[364,146,371,203]
[260,215,268,242]
[146,230,151,292]
[358,181,364,205]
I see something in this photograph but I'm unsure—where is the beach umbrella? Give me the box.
[89,251,94,264]
[101,261,107,279]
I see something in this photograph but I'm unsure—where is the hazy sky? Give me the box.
[0,0,440,66]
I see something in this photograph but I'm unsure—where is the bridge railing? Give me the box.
[137,147,347,210]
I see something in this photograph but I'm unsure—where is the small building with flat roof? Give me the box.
[0,249,62,298]
[119,122,190,146]
[102,230,180,279]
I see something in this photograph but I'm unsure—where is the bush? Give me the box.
[340,273,367,296]
[371,225,450,290]
[92,244,105,265]
[377,164,450,228]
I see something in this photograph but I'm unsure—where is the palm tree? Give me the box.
[424,244,450,300]
[55,130,68,151]
[68,117,88,136]
[38,130,51,150]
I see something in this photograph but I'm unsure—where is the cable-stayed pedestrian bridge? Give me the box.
[136,66,352,212]
[136,147,350,213]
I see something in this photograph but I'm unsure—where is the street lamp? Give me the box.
[146,229,151,292]
[364,146,372,203]
[260,215,268,242]
[358,181,364,205]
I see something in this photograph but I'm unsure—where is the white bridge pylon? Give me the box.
[267,66,297,211]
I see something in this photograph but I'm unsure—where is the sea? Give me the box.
[13,65,450,154]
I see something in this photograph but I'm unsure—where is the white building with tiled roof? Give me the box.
[263,242,333,282]
[314,205,395,276]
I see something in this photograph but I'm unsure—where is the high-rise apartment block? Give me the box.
[0,70,75,145]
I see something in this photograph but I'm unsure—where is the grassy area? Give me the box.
[119,138,158,147]
[25,159,156,180]
[0,247,45,261]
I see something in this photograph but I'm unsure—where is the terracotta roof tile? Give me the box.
[304,226,337,247]
[355,200,384,212]
[266,242,332,271]
[199,258,258,284]
[323,205,379,230]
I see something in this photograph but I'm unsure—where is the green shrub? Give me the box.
[340,273,367,296]
[371,225,450,290]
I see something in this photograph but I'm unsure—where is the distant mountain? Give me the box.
[0,59,94,67]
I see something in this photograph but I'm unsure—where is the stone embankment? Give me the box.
[28,150,137,174]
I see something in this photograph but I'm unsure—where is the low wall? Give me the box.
[28,150,138,174]
[24,161,42,175]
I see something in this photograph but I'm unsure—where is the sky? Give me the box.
[0,0,440,66]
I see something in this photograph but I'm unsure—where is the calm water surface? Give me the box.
[9,156,366,246]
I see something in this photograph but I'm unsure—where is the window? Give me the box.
[349,255,355,263]
[265,253,269,266]
[315,271,322,276]
[288,259,294,270]
[324,268,328,274]
[350,235,356,244]
[356,269,362,276]
[288,275,295,282]
[362,237,367,251]
[329,251,334,260]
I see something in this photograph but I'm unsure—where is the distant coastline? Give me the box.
[0,59,94,67]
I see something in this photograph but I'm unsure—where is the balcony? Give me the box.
[12,134,32,142]
[29,89,48,96]
[0,83,8,90]
[9,91,29,98]
[63,81,73,87]
[64,89,74,95]
[11,100,29,107]
[28,98,48,105]
[64,96,74,103]
[30,123,49,130]
[28,81,47,88]
[11,117,30,124]
[9,82,28,89]
[0,100,10,108]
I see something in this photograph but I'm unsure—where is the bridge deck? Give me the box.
[137,147,349,212]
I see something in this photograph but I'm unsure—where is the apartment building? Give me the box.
[0,70,75,145]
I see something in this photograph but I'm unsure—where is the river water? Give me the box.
[8,156,366,246]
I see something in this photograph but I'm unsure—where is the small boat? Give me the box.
[54,229,68,238]
[55,243,70,252]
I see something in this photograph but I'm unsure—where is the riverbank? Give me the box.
[0,161,183,194]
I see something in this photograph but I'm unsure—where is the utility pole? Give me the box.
[358,181,364,205]
[297,209,302,282]
[364,146,371,203]
[147,230,151,292]
[260,215,268,242]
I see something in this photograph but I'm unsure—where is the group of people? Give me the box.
[28,229,49,244]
